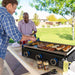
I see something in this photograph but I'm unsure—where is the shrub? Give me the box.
[47,24,50,28]
[42,25,45,28]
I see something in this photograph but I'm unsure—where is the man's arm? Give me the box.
[21,35,36,42]
[30,21,37,36]
[2,15,22,42]
[30,31,37,36]
[2,15,36,42]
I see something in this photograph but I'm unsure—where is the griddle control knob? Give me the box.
[50,58,58,66]
[24,51,30,57]
[35,54,42,60]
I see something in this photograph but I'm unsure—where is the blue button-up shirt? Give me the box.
[0,7,22,59]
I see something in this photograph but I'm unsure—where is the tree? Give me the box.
[15,0,22,15]
[68,18,72,24]
[18,10,24,22]
[58,18,67,23]
[47,14,58,22]
[30,0,75,40]
[0,0,2,6]
[32,13,40,26]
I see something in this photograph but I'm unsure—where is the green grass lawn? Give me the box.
[36,27,75,45]
[9,27,75,45]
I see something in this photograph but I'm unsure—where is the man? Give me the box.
[18,12,37,36]
[0,0,36,75]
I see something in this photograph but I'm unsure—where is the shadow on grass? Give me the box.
[56,33,72,40]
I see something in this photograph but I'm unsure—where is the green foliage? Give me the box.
[47,24,50,28]
[42,25,45,28]
[47,14,58,22]
[32,13,40,26]
[15,12,17,15]
[18,10,24,22]
[30,0,75,16]
[17,0,21,3]
[15,0,22,15]
[58,18,67,23]
[68,17,74,24]
[53,24,56,27]
[0,0,2,6]
[17,6,22,9]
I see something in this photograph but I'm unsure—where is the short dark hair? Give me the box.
[23,12,29,18]
[23,12,29,16]
[2,0,18,7]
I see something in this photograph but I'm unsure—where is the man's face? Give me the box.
[7,4,17,15]
[23,14,29,23]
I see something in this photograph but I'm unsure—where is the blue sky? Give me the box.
[13,0,71,19]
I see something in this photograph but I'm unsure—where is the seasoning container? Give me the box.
[43,61,49,70]
[28,40,32,44]
[20,40,28,45]
[37,60,43,69]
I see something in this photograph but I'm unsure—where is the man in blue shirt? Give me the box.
[0,0,36,74]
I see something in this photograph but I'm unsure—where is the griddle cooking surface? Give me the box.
[23,41,75,56]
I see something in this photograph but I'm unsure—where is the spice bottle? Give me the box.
[63,58,69,72]
[37,60,43,69]
[43,61,49,70]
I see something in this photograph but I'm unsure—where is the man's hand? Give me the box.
[29,36,36,42]
[21,35,36,42]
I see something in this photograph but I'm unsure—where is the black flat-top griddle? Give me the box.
[23,41,75,56]
[23,45,75,56]
[22,41,75,68]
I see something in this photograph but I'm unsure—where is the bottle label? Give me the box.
[63,60,68,72]
[28,40,32,44]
